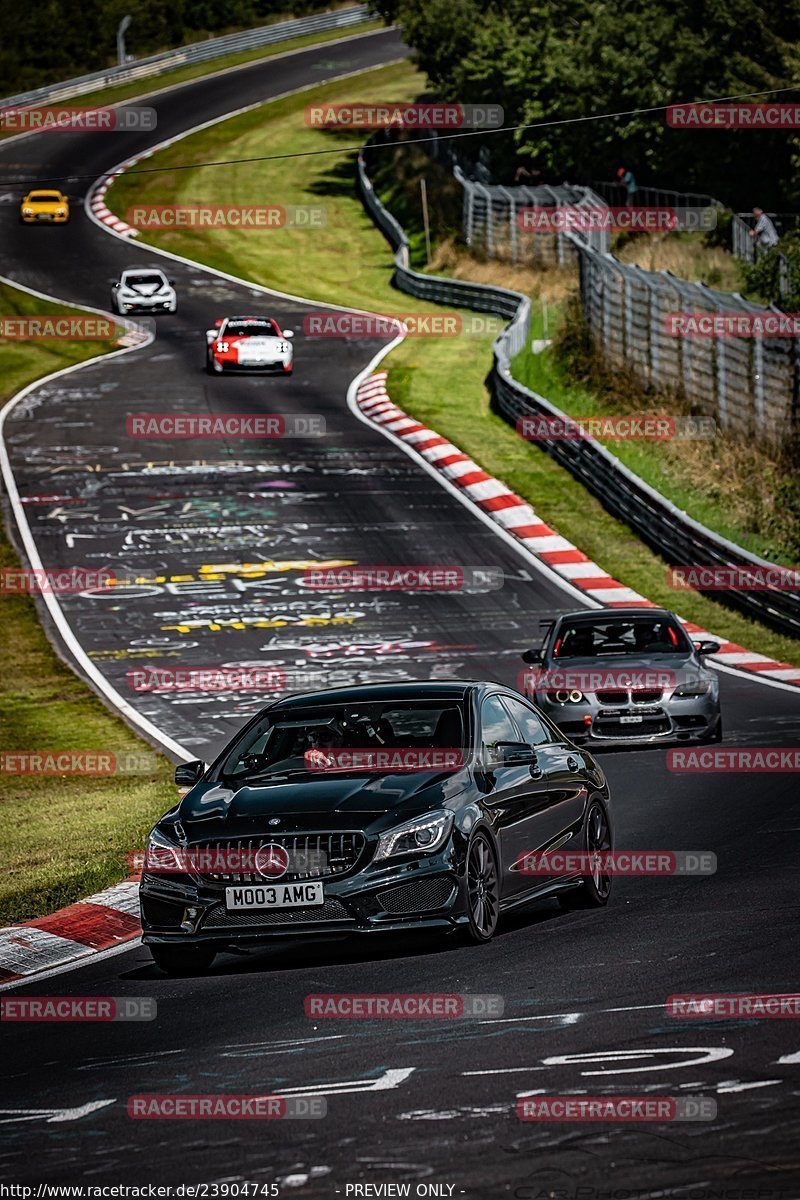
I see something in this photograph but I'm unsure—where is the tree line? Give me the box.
[0,0,337,97]
[373,0,800,211]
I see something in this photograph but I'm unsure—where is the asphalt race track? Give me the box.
[1,27,800,1198]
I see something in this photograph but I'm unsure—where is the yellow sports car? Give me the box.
[19,189,70,224]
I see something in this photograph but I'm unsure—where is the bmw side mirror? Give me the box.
[283,329,294,338]
[694,639,721,655]
[169,278,176,284]
[175,760,207,787]
[521,648,543,664]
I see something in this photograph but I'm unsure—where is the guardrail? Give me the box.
[357,138,800,638]
[0,5,372,109]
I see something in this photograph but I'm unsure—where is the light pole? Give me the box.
[117,15,132,66]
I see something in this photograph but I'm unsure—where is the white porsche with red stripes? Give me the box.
[205,315,294,375]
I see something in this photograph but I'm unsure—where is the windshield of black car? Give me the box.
[124,274,165,287]
[224,321,276,338]
[552,617,691,657]
[218,701,467,781]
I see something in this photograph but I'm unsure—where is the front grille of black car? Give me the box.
[377,876,455,915]
[202,898,353,928]
[632,689,663,704]
[197,832,366,884]
[596,689,628,705]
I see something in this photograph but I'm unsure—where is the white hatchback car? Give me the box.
[112,266,177,314]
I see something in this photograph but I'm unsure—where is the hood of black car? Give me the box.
[178,769,464,825]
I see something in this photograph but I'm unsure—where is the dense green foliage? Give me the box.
[0,0,336,95]
[744,231,800,308]
[373,0,800,210]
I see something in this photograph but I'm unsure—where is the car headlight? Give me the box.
[673,679,711,698]
[549,689,585,704]
[56,208,65,215]
[23,208,33,215]
[144,827,185,873]
[216,341,229,353]
[374,811,454,862]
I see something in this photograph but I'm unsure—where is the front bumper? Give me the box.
[22,211,68,223]
[212,356,292,373]
[140,847,464,946]
[534,691,720,746]
[117,297,175,311]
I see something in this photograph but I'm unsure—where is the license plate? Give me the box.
[619,715,643,724]
[225,881,323,910]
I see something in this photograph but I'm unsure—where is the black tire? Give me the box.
[149,944,217,977]
[701,717,723,743]
[463,831,500,943]
[558,798,613,910]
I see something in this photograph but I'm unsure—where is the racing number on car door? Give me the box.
[479,695,552,896]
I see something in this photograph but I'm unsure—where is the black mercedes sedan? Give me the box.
[141,681,613,975]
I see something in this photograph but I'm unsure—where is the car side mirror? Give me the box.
[175,760,207,787]
[521,649,542,664]
[169,278,176,284]
[283,329,294,338]
[495,741,536,766]
[694,639,721,655]
[205,329,218,339]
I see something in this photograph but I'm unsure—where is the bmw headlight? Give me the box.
[144,826,185,873]
[550,689,585,704]
[673,679,712,698]
[374,811,454,862]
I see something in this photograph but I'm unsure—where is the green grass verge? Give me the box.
[104,62,800,667]
[512,320,798,568]
[0,17,383,141]
[0,282,175,925]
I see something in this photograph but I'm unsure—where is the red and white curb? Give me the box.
[356,373,800,689]
[0,879,141,985]
[89,148,155,237]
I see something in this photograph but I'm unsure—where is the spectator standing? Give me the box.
[750,207,779,250]
[617,165,637,206]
